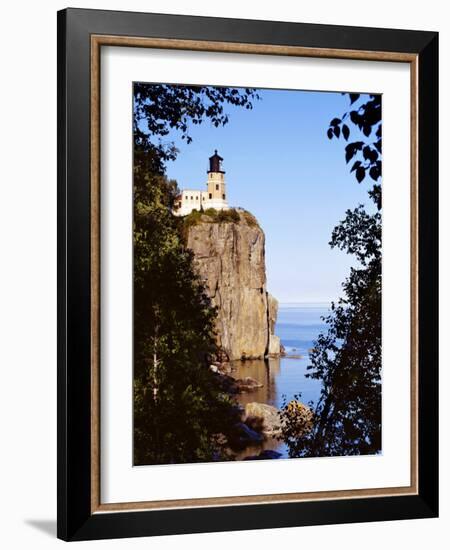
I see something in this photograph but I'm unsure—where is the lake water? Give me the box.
[233,303,329,458]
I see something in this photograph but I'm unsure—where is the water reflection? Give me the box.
[232,357,281,408]
[231,305,328,459]
[233,354,322,412]
[232,356,322,459]
[232,358,285,459]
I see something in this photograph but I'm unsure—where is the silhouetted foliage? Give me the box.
[134,84,259,173]
[133,84,259,464]
[281,93,382,457]
[133,165,239,465]
[327,94,381,209]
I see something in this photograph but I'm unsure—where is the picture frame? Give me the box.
[57,7,438,541]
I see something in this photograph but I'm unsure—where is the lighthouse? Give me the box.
[173,150,230,216]
[205,150,228,210]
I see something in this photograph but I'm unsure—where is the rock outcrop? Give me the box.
[185,210,279,360]
[244,400,313,438]
[267,294,281,357]
[244,402,283,437]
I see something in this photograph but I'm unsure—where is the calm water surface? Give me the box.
[234,303,329,458]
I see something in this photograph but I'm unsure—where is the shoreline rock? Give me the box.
[244,402,283,437]
[233,376,264,393]
[267,334,281,357]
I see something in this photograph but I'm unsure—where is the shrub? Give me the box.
[217,209,240,223]
[183,209,203,227]
[203,208,218,219]
[242,210,258,227]
[182,207,245,228]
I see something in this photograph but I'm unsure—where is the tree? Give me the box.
[133,84,259,464]
[280,93,382,457]
[327,93,381,208]
[133,167,239,464]
[134,84,259,173]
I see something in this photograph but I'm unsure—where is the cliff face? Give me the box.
[185,210,279,360]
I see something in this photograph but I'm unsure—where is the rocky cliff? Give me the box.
[185,209,280,361]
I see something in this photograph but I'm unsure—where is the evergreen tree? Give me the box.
[132,84,258,464]
[133,161,238,464]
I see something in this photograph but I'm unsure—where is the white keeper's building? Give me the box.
[173,150,229,216]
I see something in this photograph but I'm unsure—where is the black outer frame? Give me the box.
[57,8,438,542]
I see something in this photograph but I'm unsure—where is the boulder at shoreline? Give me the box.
[244,402,282,437]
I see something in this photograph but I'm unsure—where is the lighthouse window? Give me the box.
[215,184,219,190]
[191,196,193,200]
[209,193,212,199]
[196,196,198,200]
[222,194,226,200]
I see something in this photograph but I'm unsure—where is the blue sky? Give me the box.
[163,88,374,304]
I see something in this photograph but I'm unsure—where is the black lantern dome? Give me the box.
[208,150,225,173]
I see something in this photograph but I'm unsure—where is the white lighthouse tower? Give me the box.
[204,150,228,210]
